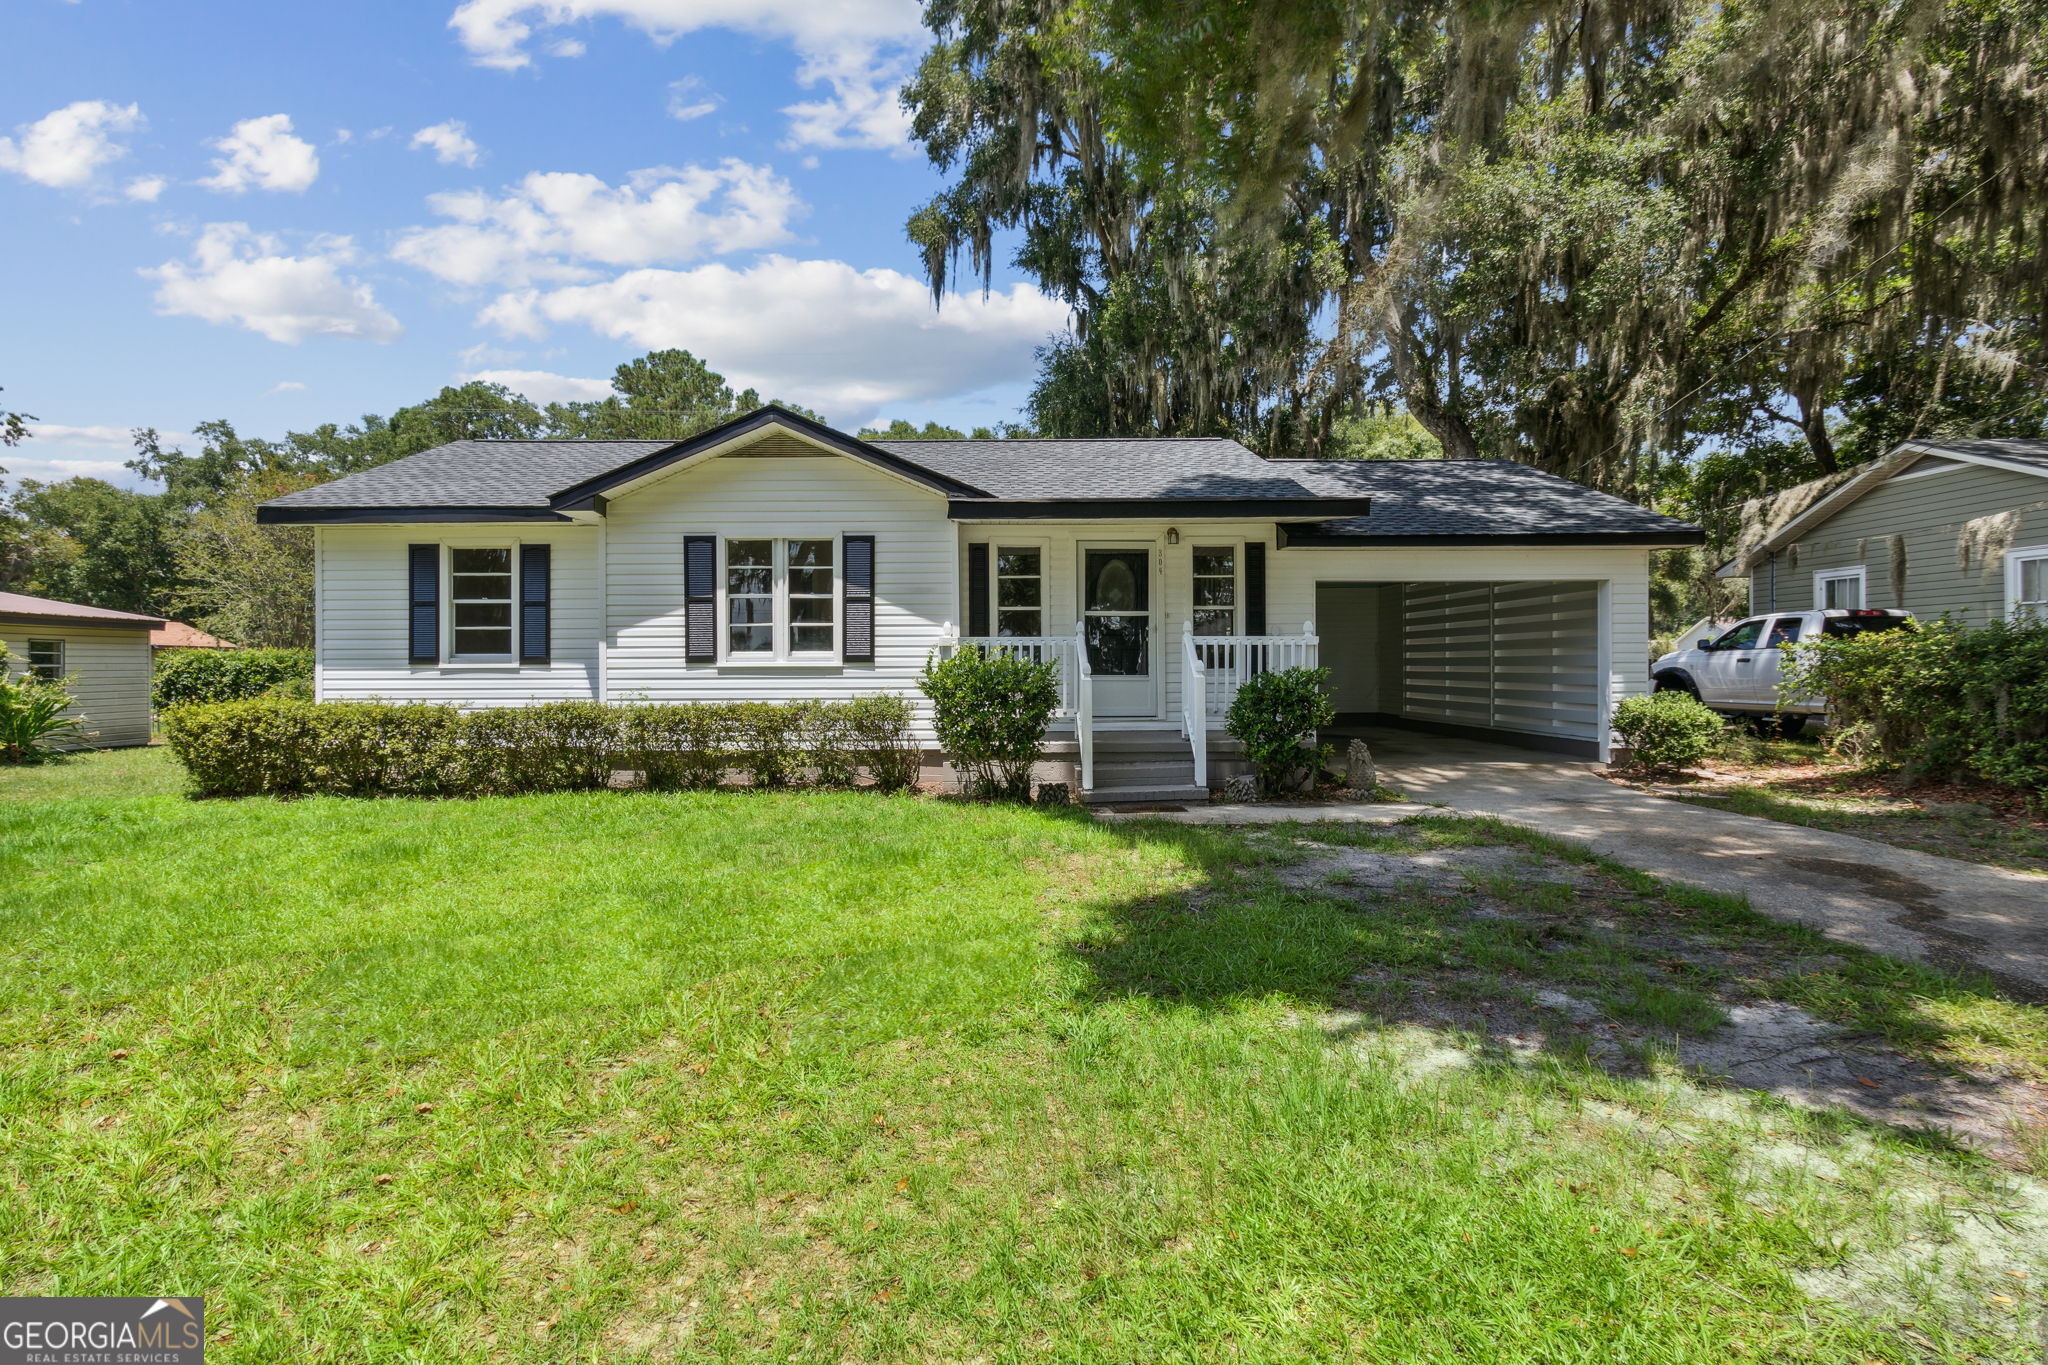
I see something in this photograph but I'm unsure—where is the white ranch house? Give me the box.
[261,407,1703,801]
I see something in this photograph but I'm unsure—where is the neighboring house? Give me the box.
[150,621,238,652]
[1719,437,2048,623]
[258,405,1701,799]
[0,590,162,748]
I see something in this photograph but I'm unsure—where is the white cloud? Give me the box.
[200,114,319,194]
[24,423,159,448]
[0,100,143,188]
[476,255,1067,420]
[665,76,721,122]
[445,0,923,151]
[266,380,310,394]
[463,368,614,404]
[124,174,166,202]
[10,424,195,488]
[410,119,482,168]
[781,46,915,152]
[547,37,587,56]
[143,222,403,344]
[391,159,800,287]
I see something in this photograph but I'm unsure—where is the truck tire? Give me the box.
[1652,675,1700,702]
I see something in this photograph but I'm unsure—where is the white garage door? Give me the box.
[1398,582,1601,741]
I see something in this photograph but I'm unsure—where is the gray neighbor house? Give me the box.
[1719,438,2048,623]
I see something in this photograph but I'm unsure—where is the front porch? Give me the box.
[939,624,1319,802]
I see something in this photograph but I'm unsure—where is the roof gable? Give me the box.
[549,406,988,509]
[1718,437,2048,575]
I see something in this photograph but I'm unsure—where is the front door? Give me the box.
[1080,544,1158,717]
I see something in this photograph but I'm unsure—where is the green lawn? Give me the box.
[4,748,2045,1362]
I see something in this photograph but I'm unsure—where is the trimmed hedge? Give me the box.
[161,696,922,798]
[1224,666,1335,796]
[917,647,1061,800]
[153,648,313,710]
[1611,691,1724,774]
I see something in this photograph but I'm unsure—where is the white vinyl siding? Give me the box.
[605,452,953,713]
[1,624,152,747]
[314,525,602,704]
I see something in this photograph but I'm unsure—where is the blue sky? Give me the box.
[0,0,1061,487]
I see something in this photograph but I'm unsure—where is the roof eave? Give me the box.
[0,611,162,630]
[948,496,1374,521]
[1279,526,1704,548]
[255,505,575,525]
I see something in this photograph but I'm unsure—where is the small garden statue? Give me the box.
[1344,738,1376,796]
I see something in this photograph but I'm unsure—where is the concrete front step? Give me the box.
[1080,783,1212,807]
[1092,761,1197,786]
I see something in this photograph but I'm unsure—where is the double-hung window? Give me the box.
[994,547,1043,637]
[2009,546,2048,623]
[1814,567,1865,611]
[25,640,63,681]
[449,547,515,659]
[725,538,836,659]
[1191,546,1238,636]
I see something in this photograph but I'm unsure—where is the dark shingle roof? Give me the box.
[866,436,1325,501]
[1275,459,1699,540]
[1907,437,2048,474]
[262,440,681,509]
[255,408,1697,542]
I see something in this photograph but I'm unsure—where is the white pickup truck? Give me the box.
[1650,608,1915,736]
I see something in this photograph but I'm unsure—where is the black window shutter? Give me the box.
[1244,541,1267,635]
[519,544,551,664]
[966,542,991,637]
[408,544,439,665]
[843,534,875,663]
[684,535,717,663]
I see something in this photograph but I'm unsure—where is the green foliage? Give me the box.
[918,647,1061,799]
[0,639,84,763]
[909,0,2048,493]
[1786,618,2048,793]
[3,476,183,614]
[159,696,921,798]
[856,418,969,439]
[0,349,816,624]
[152,648,313,710]
[1223,667,1335,796]
[1611,692,1726,775]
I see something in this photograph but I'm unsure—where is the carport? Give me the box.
[1313,579,1606,757]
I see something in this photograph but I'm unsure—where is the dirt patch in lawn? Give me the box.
[1252,824,2048,1166]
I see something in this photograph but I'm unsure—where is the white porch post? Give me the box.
[1596,578,1615,764]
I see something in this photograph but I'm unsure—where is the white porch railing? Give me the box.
[1187,623,1319,717]
[935,620,1316,796]
[936,633,1083,716]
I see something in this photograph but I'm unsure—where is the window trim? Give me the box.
[24,639,64,682]
[2007,544,2048,622]
[989,541,1050,639]
[443,543,519,663]
[718,535,842,663]
[1813,566,1867,612]
[1188,542,1243,638]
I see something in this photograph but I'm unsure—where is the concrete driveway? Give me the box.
[1349,726,2048,1002]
